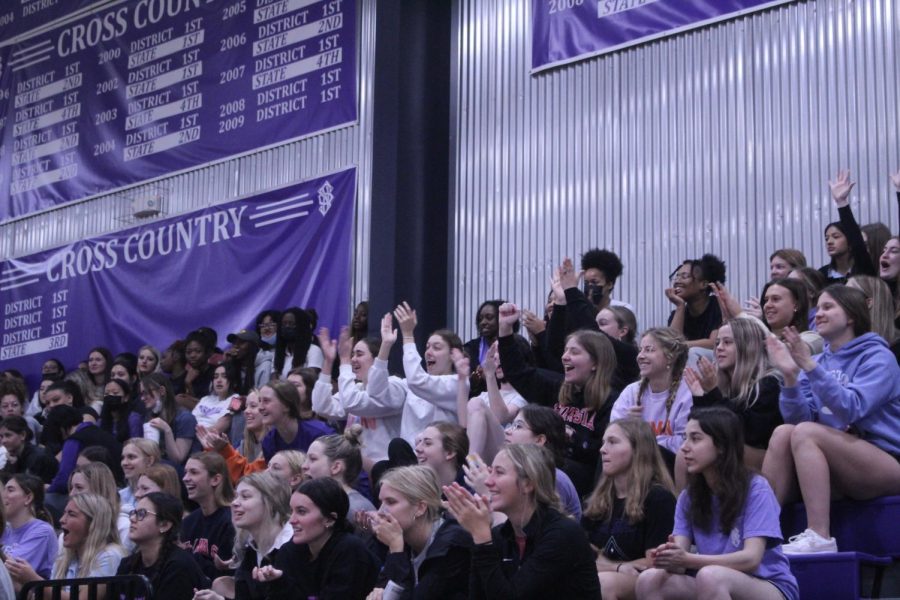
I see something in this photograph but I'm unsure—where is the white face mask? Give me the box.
[262,335,277,345]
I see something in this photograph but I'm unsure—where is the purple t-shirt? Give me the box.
[674,475,799,600]
[1,518,58,578]
[556,468,582,520]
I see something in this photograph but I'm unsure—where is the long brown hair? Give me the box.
[558,330,616,411]
[584,419,674,523]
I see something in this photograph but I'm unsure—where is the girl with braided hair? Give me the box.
[610,328,692,474]
[116,492,208,596]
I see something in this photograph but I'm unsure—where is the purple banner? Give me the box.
[0,0,110,45]
[0,167,356,389]
[0,0,356,221]
[532,0,795,72]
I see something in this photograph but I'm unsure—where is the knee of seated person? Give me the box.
[695,565,730,590]
[790,421,826,446]
[768,424,795,447]
[635,567,667,591]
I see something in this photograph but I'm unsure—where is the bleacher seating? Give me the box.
[781,496,900,599]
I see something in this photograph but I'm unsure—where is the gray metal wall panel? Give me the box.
[451,0,899,342]
[0,0,376,305]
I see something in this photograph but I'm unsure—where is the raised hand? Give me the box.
[317,326,337,364]
[683,368,706,397]
[378,313,397,361]
[393,301,418,339]
[890,169,900,191]
[695,356,718,392]
[558,257,580,291]
[712,282,742,320]
[549,270,566,305]
[744,296,763,319]
[766,336,800,385]
[442,482,492,543]
[337,326,354,363]
[463,453,490,497]
[481,341,498,379]
[451,349,470,380]
[196,424,228,451]
[782,326,816,371]
[829,169,856,207]
[521,309,545,335]
[497,302,520,337]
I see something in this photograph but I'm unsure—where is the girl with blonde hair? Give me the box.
[9,494,125,599]
[445,444,600,599]
[267,449,305,488]
[69,462,132,552]
[611,328,692,475]
[367,465,471,599]
[582,419,675,600]
[685,318,783,470]
[119,437,161,507]
[303,428,375,522]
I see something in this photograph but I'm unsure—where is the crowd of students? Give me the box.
[0,170,899,599]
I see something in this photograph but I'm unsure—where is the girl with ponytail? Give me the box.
[252,478,379,599]
[303,427,375,523]
[611,328,692,472]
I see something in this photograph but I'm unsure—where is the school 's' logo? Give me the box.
[318,181,334,216]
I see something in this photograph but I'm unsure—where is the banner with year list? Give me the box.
[0,0,112,45]
[0,167,356,389]
[532,0,796,72]
[0,0,356,221]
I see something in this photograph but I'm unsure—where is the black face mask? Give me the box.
[280,326,297,342]
[583,281,605,305]
[103,394,124,405]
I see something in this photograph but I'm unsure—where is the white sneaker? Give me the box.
[782,528,838,554]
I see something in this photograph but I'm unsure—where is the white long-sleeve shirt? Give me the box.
[312,362,405,461]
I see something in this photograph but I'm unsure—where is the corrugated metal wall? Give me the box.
[0,0,376,305]
[451,0,900,340]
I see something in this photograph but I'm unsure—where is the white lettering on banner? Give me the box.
[598,0,662,18]
[46,206,248,281]
[0,334,68,360]
[57,7,129,57]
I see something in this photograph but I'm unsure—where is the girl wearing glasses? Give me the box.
[117,492,208,596]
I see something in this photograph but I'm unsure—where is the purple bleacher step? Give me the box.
[781,496,900,557]
[788,551,891,600]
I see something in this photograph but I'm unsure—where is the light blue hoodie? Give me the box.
[780,332,900,456]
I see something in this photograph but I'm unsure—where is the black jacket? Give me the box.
[549,287,640,388]
[2,443,58,484]
[470,505,600,600]
[377,517,472,600]
[264,531,379,600]
[498,333,614,496]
